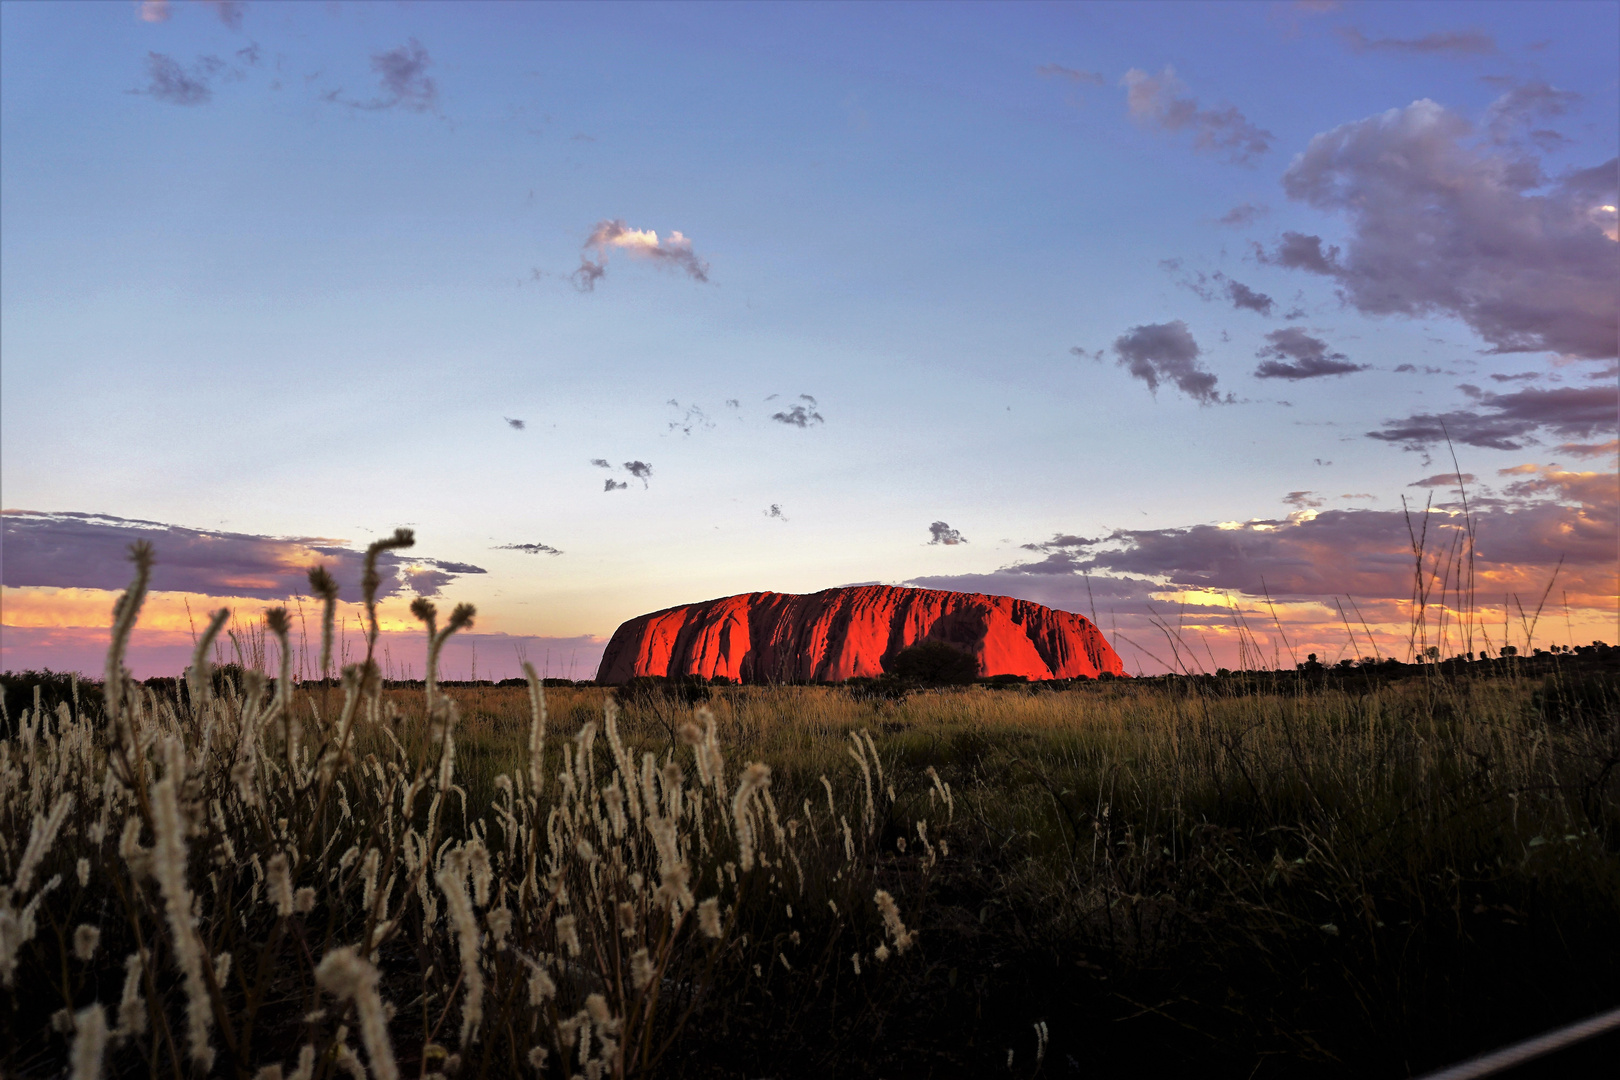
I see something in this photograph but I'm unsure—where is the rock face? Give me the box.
[595,585,1127,684]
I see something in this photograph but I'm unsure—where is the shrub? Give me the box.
[885,641,979,686]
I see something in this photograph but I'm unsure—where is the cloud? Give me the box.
[604,479,629,492]
[623,460,652,486]
[589,458,612,469]
[1121,66,1273,164]
[1482,78,1579,144]
[771,402,825,427]
[765,504,787,521]
[1165,264,1275,315]
[200,0,246,29]
[140,52,213,105]
[1336,26,1497,56]
[1226,278,1274,315]
[1368,383,1619,452]
[495,542,562,556]
[1275,99,1618,358]
[1410,473,1477,488]
[1283,491,1325,509]
[1110,320,1228,404]
[1489,372,1540,383]
[1554,439,1618,460]
[667,403,714,436]
[505,417,526,430]
[364,39,437,112]
[1256,231,1341,274]
[993,470,1615,608]
[572,219,710,291]
[1218,202,1268,226]
[0,511,483,600]
[928,521,968,546]
[137,0,170,21]
[1037,64,1105,85]
[1253,327,1367,380]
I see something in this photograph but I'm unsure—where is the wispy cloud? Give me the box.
[495,542,562,556]
[1217,202,1269,226]
[572,219,709,291]
[1253,327,1366,380]
[1166,263,1276,315]
[1369,383,1618,453]
[200,0,246,30]
[1121,65,1273,164]
[0,512,483,600]
[138,52,215,105]
[1101,320,1229,404]
[504,417,526,430]
[604,478,629,492]
[928,521,968,546]
[1037,63,1105,85]
[1409,473,1477,488]
[1335,26,1497,56]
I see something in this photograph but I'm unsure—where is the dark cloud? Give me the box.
[140,52,212,105]
[1253,327,1367,380]
[1489,372,1540,383]
[1394,364,1446,375]
[589,458,611,469]
[771,403,825,427]
[505,417,526,430]
[573,219,709,291]
[1276,100,1618,359]
[1256,231,1341,274]
[604,479,629,492]
[0,512,483,600]
[1410,473,1477,488]
[1021,533,1096,552]
[1335,27,1497,56]
[1226,279,1274,315]
[1283,491,1325,509]
[495,542,562,556]
[765,504,787,521]
[928,521,967,546]
[236,43,261,66]
[1037,64,1105,85]
[1368,384,1619,452]
[1218,202,1268,226]
[200,0,246,30]
[623,461,652,486]
[1121,66,1272,164]
[1110,320,1228,404]
[365,39,437,112]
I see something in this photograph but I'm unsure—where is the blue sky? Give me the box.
[2,1,1615,678]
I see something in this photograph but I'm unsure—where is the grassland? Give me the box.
[5,648,1618,1079]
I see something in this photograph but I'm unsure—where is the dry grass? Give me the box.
[2,537,1617,1078]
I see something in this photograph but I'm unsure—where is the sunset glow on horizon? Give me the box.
[3,1,1615,681]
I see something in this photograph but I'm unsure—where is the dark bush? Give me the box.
[885,640,979,686]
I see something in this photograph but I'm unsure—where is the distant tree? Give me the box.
[886,641,979,686]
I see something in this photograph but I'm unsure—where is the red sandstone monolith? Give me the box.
[595,585,1126,683]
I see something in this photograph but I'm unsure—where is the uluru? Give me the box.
[595,585,1127,684]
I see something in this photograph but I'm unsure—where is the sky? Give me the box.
[1,0,1616,680]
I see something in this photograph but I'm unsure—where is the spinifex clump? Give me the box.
[0,539,934,1079]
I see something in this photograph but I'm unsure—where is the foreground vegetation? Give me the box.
[2,547,1617,1077]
